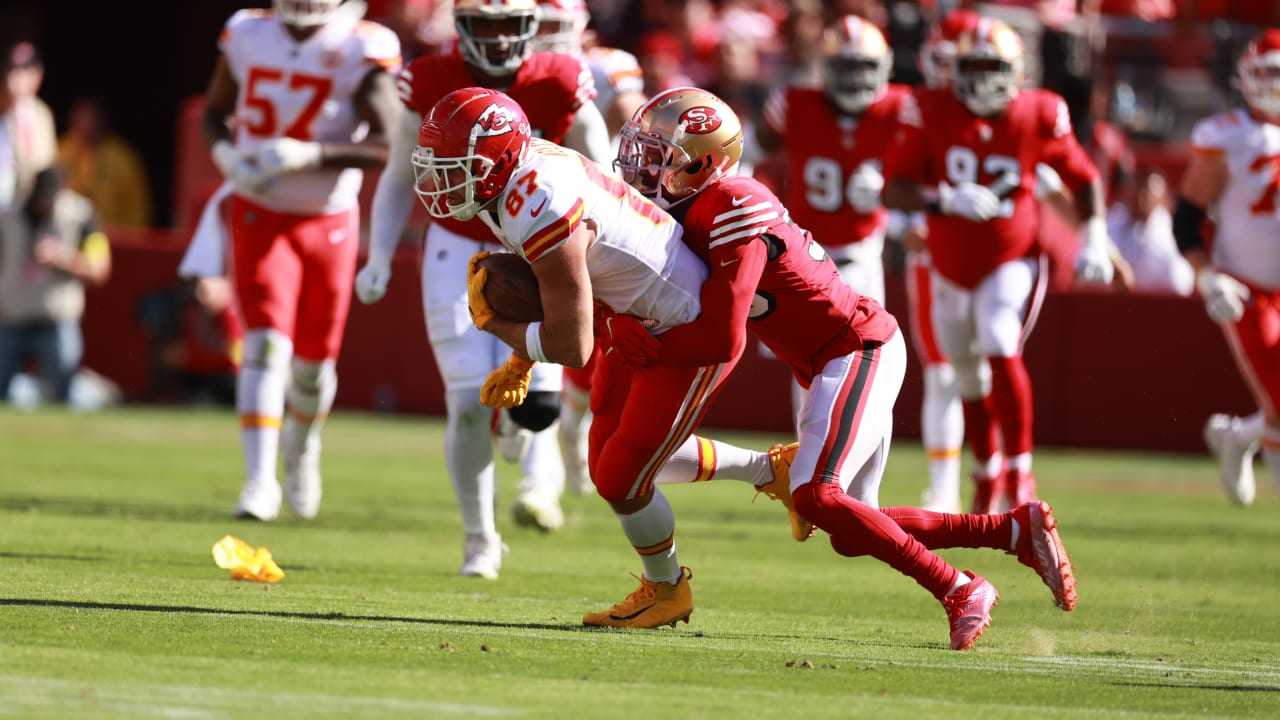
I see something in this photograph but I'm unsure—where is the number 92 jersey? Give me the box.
[762,84,913,249]
[883,86,1098,290]
[220,9,402,214]
[1190,108,1280,290]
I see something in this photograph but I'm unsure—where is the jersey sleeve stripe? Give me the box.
[711,202,776,226]
[523,199,585,262]
[609,67,643,83]
[371,54,403,71]
[1190,145,1225,157]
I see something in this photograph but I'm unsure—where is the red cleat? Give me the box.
[1009,501,1077,611]
[1004,467,1038,510]
[943,571,998,651]
[970,472,1005,515]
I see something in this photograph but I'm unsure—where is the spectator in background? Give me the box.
[0,166,111,404]
[1106,168,1192,295]
[0,41,57,215]
[57,97,154,227]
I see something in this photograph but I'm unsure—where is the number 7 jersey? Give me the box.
[1191,108,1280,290]
[219,9,402,215]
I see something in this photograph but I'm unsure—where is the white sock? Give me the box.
[1239,411,1265,445]
[284,358,337,462]
[237,329,292,485]
[616,489,681,584]
[975,452,1004,480]
[653,435,771,486]
[1007,452,1032,474]
[923,363,963,503]
[445,387,497,537]
[946,572,972,596]
[1261,424,1280,491]
[519,423,565,498]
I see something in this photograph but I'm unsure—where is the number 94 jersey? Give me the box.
[762,84,914,249]
[220,9,402,214]
[1190,108,1280,290]
[884,86,1098,290]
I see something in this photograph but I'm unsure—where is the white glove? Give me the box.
[211,140,267,194]
[937,181,1000,222]
[1074,216,1114,286]
[355,254,392,305]
[254,137,324,179]
[849,163,884,214]
[1197,268,1250,324]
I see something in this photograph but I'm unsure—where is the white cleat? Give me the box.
[495,408,533,463]
[511,489,565,532]
[1203,413,1257,506]
[232,480,282,522]
[460,533,508,580]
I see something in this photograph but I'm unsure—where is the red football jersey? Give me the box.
[398,50,596,241]
[762,84,913,249]
[883,86,1099,289]
[677,175,899,387]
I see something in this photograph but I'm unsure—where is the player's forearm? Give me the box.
[367,168,416,267]
[311,141,390,170]
[656,260,760,367]
[881,178,927,212]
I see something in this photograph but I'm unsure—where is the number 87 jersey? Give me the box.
[883,85,1098,290]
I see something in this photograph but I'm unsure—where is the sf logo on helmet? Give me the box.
[680,106,722,134]
[475,103,520,137]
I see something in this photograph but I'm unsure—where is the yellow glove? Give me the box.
[481,354,535,408]
[467,251,495,330]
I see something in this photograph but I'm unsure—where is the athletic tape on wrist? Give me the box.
[525,322,549,363]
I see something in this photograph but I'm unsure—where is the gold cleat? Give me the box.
[582,567,693,628]
[755,442,815,541]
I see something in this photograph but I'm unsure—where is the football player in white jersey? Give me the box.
[1175,29,1280,506]
[530,0,648,496]
[353,0,614,579]
[417,86,726,626]
[201,0,402,522]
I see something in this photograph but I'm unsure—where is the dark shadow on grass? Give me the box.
[0,552,109,563]
[1110,681,1280,693]
[0,495,223,524]
[1,597,575,632]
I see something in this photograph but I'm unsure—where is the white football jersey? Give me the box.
[584,46,644,118]
[484,139,705,332]
[1191,108,1280,289]
[220,9,401,214]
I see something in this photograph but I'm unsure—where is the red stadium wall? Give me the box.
[88,228,1252,454]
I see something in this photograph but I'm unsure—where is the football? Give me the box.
[478,252,544,323]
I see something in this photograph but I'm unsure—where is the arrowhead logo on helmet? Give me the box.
[475,104,520,136]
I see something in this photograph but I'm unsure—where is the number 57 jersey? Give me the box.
[219,9,402,215]
[883,87,1098,289]
[485,139,707,334]
[1191,108,1280,290]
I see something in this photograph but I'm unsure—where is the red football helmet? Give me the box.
[413,87,532,221]
[953,17,1025,117]
[274,0,344,27]
[454,0,540,77]
[919,9,982,89]
[820,15,893,115]
[532,0,589,55]
[1239,28,1280,120]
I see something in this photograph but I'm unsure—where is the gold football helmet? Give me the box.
[821,15,892,115]
[614,87,743,209]
[953,17,1025,117]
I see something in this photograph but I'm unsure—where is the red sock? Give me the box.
[962,396,1000,464]
[880,506,1013,552]
[794,483,959,599]
[988,355,1034,456]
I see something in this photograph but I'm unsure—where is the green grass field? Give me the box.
[2,406,1278,719]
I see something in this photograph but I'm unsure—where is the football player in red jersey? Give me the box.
[882,16,1118,514]
[607,87,1077,650]
[201,0,403,522]
[1178,29,1280,507]
[353,0,614,579]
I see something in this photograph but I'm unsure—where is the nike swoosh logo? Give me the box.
[529,197,548,218]
[731,195,752,206]
[610,603,657,621]
[720,258,739,267]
